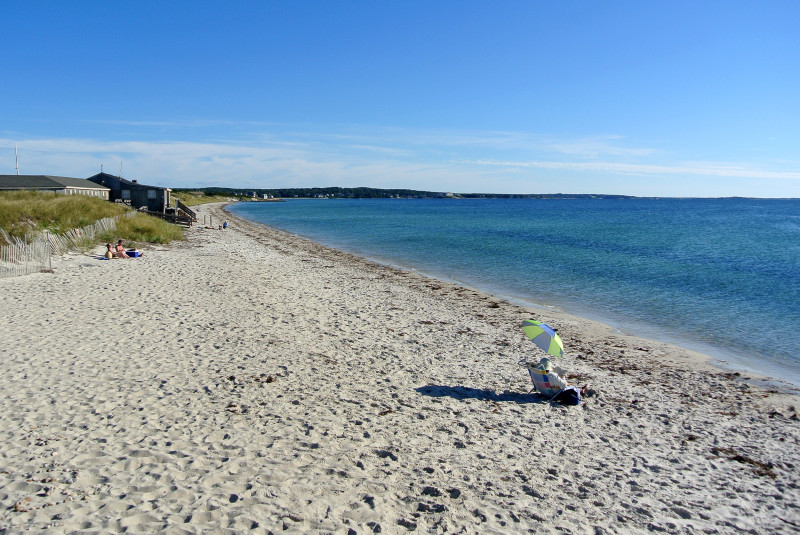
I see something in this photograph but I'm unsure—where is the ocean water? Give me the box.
[228,198,800,386]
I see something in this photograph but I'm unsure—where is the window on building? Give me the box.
[147,189,157,200]
[122,190,131,200]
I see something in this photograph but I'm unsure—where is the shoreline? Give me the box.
[223,202,800,394]
[0,201,798,533]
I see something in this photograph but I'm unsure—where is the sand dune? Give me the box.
[1,202,798,534]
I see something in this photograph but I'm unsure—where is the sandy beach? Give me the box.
[1,202,798,534]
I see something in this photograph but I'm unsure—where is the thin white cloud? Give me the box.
[545,135,659,158]
[83,119,283,129]
[1,136,487,191]
[465,159,800,180]
[3,131,800,197]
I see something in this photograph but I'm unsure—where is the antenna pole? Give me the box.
[14,143,19,175]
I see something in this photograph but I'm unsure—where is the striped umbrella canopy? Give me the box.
[520,319,564,359]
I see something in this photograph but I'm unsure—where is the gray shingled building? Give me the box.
[87,172,171,212]
[0,175,110,199]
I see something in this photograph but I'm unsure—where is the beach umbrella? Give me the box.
[520,319,564,359]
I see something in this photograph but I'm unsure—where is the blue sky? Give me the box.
[2,1,798,197]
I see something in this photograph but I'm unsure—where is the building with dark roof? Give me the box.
[87,172,171,212]
[0,175,110,199]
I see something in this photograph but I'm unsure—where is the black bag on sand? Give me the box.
[552,386,581,405]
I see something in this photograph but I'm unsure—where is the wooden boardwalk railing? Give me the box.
[143,210,193,227]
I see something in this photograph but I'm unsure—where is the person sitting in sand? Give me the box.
[114,240,130,258]
[104,243,115,259]
[527,358,569,397]
[525,358,587,404]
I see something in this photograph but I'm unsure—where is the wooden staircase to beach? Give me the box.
[176,200,197,223]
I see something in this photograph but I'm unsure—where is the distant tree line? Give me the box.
[173,186,441,198]
[172,186,635,200]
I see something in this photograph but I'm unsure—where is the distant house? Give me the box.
[87,172,171,212]
[0,175,110,199]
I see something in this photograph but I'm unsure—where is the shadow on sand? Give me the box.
[415,384,548,405]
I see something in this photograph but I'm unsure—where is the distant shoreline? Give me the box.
[177,186,800,201]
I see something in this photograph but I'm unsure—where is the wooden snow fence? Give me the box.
[0,236,52,278]
[0,214,132,279]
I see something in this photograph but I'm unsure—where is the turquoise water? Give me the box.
[228,198,800,385]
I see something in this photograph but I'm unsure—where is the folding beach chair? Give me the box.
[522,364,562,396]
[519,360,581,405]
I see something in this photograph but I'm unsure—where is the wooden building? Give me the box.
[87,172,171,212]
[0,175,110,199]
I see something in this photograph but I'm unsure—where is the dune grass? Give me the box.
[0,191,185,246]
[0,191,128,241]
[100,213,185,245]
[173,191,237,207]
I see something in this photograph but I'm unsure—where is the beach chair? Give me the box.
[519,360,581,404]
[523,364,563,397]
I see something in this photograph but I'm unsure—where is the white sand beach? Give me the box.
[1,202,799,534]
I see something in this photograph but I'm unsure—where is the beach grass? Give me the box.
[99,212,185,245]
[173,191,237,207]
[0,191,185,247]
[0,191,128,241]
